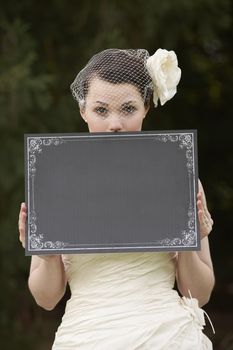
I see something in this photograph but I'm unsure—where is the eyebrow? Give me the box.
[94,100,137,106]
[95,101,109,106]
[121,101,137,106]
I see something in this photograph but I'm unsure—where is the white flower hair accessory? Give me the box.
[146,48,181,107]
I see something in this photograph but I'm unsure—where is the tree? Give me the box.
[0,0,232,348]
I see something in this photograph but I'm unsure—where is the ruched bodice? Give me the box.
[64,252,176,302]
[52,252,212,349]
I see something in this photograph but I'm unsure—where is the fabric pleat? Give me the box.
[52,252,212,349]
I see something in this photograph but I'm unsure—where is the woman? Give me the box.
[19,48,215,349]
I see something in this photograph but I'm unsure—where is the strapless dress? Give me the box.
[52,252,212,349]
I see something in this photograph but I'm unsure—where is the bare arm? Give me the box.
[176,180,215,306]
[28,255,67,310]
[19,203,67,310]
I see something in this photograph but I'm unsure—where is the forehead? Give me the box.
[86,77,143,103]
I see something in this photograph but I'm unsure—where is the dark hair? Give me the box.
[70,49,153,108]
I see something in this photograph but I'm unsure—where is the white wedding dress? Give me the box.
[52,252,212,349]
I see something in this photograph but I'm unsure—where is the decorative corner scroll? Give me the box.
[156,229,196,247]
[154,133,194,174]
[29,233,67,250]
[28,137,65,176]
[29,210,68,250]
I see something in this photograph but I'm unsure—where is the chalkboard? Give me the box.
[24,130,199,255]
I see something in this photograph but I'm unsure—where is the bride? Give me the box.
[19,48,214,349]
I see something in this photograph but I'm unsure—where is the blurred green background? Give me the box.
[0,0,232,349]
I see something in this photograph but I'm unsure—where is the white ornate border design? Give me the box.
[26,132,197,252]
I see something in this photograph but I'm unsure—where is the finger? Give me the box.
[197,199,202,210]
[198,209,208,228]
[198,209,213,236]
[207,214,214,226]
[19,204,27,224]
[197,201,205,217]
[198,209,204,223]
[19,212,26,234]
[18,204,27,248]
[19,204,27,222]
[198,194,213,225]
[197,191,202,199]
[200,190,208,207]
[21,202,27,213]
[202,204,212,225]
[19,236,25,248]
[205,210,212,222]
[18,213,26,232]
[198,192,210,218]
[18,204,24,224]
[198,209,210,225]
[19,234,25,244]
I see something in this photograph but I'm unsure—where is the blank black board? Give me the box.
[24,130,200,255]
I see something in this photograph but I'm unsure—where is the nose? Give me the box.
[108,115,123,132]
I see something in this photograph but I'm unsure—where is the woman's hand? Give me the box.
[176,180,215,306]
[18,202,58,261]
[18,202,27,248]
[19,203,66,309]
[197,181,214,239]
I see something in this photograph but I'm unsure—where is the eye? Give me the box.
[121,105,136,115]
[94,107,108,117]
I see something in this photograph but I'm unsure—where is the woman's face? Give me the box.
[80,77,149,132]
